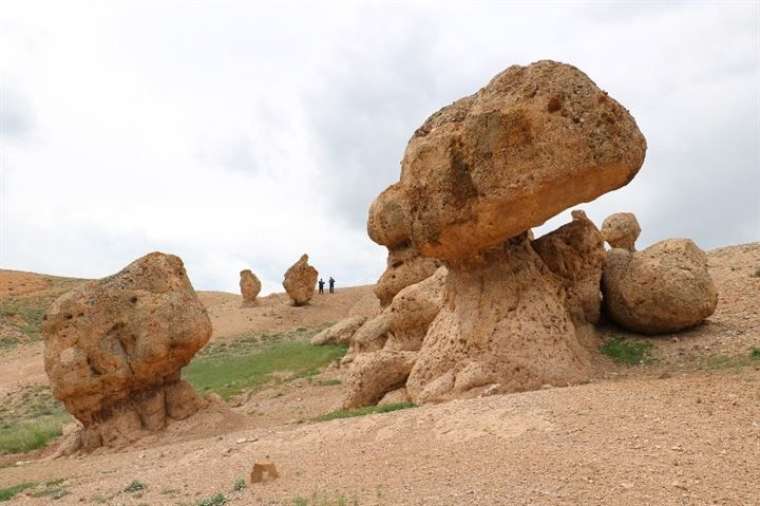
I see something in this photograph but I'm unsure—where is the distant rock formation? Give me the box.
[282,254,318,306]
[602,239,718,334]
[239,269,262,304]
[601,212,641,251]
[42,252,212,451]
[343,60,649,406]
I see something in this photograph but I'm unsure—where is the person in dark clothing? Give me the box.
[318,278,325,294]
[328,277,335,294]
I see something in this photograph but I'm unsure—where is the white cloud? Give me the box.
[1,1,758,294]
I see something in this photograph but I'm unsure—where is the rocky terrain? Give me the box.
[0,241,757,505]
[0,61,757,505]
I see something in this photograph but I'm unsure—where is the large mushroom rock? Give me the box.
[374,245,441,307]
[362,61,646,404]
[282,254,318,306]
[601,212,641,251]
[602,239,718,334]
[239,269,262,304]
[532,210,606,325]
[406,235,593,404]
[42,252,212,451]
[393,60,646,262]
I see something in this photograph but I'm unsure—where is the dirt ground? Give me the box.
[0,244,758,505]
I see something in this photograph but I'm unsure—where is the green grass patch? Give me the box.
[184,340,347,399]
[600,337,653,365]
[751,347,760,360]
[0,415,68,454]
[124,480,146,493]
[196,493,227,506]
[315,402,416,423]
[0,482,36,502]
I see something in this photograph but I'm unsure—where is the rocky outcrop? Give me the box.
[532,210,606,325]
[42,252,212,450]
[374,245,441,307]
[282,254,318,306]
[354,60,647,406]
[310,316,367,346]
[343,351,417,409]
[601,212,641,251]
[239,269,262,303]
[602,239,718,334]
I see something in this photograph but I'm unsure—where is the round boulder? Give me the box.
[601,212,641,251]
[602,239,718,334]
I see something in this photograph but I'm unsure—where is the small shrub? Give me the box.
[0,482,36,502]
[315,402,416,422]
[232,478,247,492]
[600,337,653,365]
[750,347,760,360]
[124,480,146,493]
[196,493,227,506]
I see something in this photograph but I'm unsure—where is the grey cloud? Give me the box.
[0,86,33,139]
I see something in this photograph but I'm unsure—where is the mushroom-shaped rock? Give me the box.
[532,210,606,325]
[342,351,417,409]
[362,60,646,405]
[282,254,318,306]
[311,316,368,346]
[374,245,441,307]
[602,239,718,334]
[601,212,641,251]
[42,252,211,450]
[239,269,262,303]
[389,60,646,262]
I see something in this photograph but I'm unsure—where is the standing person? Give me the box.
[328,277,335,294]
[318,278,325,294]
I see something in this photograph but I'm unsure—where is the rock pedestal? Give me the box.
[42,252,212,450]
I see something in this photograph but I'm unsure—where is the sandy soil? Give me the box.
[0,244,758,505]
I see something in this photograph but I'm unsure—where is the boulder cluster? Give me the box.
[43,253,213,451]
[313,60,718,408]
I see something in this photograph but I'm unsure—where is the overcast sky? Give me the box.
[1,1,758,294]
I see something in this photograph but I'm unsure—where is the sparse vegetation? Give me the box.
[0,482,36,502]
[600,337,653,365]
[124,480,146,493]
[315,402,416,423]
[184,332,347,399]
[196,493,228,506]
[700,350,760,370]
[0,385,70,454]
[292,493,359,505]
[232,477,247,492]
